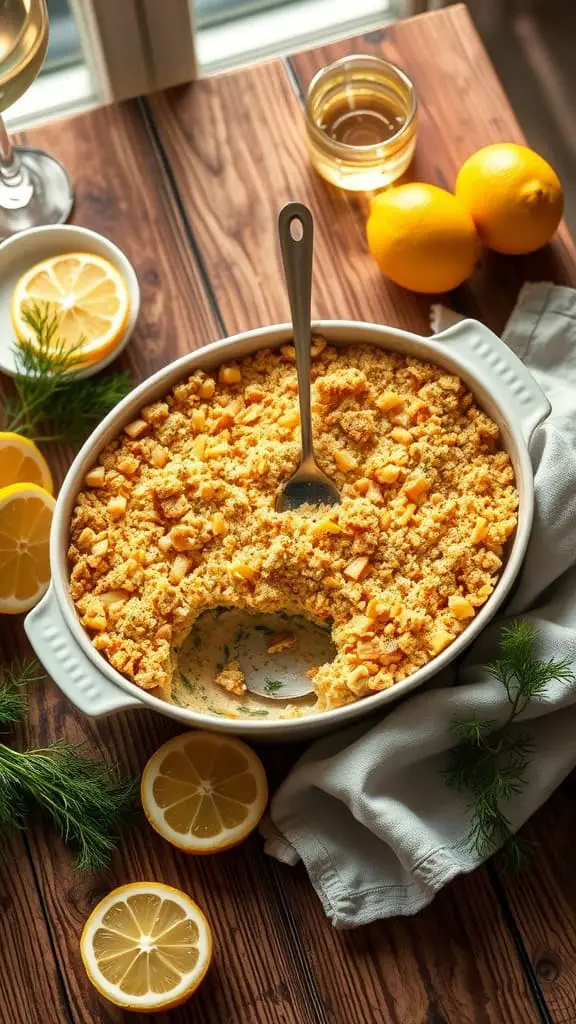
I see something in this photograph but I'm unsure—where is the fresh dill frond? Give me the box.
[0,657,43,725]
[263,678,284,694]
[450,713,495,746]
[0,742,139,870]
[0,654,139,869]
[444,620,574,867]
[0,767,23,834]
[4,303,132,445]
[488,620,573,704]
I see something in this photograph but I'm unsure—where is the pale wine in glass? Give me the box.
[0,0,73,236]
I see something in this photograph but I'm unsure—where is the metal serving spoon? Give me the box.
[276,202,340,513]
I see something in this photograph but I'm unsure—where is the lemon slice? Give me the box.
[80,882,212,1012]
[0,432,53,493]
[11,252,130,365]
[0,482,55,614]
[141,732,268,854]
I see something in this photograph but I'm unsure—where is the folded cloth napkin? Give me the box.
[264,282,576,928]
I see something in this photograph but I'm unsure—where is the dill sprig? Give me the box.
[444,620,574,867]
[263,678,285,694]
[3,304,132,444]
[0,657,138,869]
[0,656,42,723]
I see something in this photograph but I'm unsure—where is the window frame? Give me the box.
[6,0,400,127]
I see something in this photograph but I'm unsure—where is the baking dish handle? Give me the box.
[25,586,142,718]
[434,318,551,444]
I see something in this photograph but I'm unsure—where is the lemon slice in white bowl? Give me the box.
[0,224,140,380]
[12,251,130,365]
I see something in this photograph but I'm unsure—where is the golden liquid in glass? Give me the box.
[305,56,417,192]
[0,0,48,113]
[319,92,406,148]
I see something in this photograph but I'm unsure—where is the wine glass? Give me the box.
[0,0,73,237]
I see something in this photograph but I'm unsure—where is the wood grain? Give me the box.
[490,773,576,1023]
[276,864,541,1024]
[144,65,434,336]
[0,830,72,1024]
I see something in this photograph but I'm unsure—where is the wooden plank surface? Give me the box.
[278,865,541,1024]
[1,5,574,1023]
[145,61,434,336]
[489,775,576,1023]
[0,830,72,1024]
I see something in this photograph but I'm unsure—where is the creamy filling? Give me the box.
[173,609,335,720]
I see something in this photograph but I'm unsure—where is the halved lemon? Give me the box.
[0,432,53,493]
[141,731,268,854]
[80,882,213,1012]
[0,482,55,614]
[11,252,130,365]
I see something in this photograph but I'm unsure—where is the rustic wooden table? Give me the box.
[1,5,576,1023]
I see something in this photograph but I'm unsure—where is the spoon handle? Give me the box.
[278,202,314,462]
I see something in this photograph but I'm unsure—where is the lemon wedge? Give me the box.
[12,252,130,365]
[80,882,212,1012]
[141,731,268,854]
[0,482,54,614]
[0,432,53,493]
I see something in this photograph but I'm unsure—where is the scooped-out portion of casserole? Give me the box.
[68,339,518,716]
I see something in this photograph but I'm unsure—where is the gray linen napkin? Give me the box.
[264,282,576,928]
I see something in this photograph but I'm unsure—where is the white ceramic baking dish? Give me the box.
[25,318,550,740]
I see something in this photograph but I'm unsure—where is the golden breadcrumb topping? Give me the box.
[213,660,246,697]
[68,341,518,712]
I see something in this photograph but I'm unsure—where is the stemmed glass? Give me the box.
[0,0,73,237]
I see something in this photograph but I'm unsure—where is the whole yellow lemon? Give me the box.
[366,183,479,293]
[455,143,563,254]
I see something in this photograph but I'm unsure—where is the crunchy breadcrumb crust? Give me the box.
[68,341,518,711]
[213,660,246,697]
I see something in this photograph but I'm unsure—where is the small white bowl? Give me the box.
[0,224,140,379]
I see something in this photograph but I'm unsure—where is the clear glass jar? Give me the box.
[305,55,418,192]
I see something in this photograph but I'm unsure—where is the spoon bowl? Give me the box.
[276,456,340,512]
[175,609,334,704]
